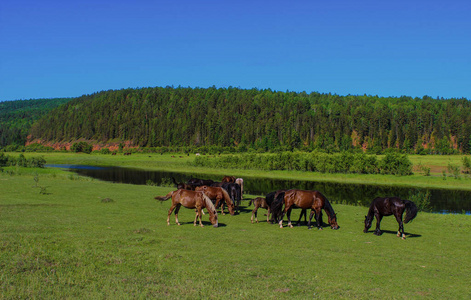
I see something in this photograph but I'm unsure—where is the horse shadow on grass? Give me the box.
[364,229,422,238]
[177,220,227,227]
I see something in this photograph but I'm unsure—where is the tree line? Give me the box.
[0,98,71,149]
[19,86,471,154]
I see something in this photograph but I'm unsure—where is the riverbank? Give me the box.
[7,152,471,191]
[1,170,470,298]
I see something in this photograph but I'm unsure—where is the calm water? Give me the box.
[47,164,471,214]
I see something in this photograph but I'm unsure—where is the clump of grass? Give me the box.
[146,179,157,186]
[160,177,174,187]
[101,198,114,203]
[447,163,461,179]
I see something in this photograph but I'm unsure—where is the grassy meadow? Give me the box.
[1,164,471,299]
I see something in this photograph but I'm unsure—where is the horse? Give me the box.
[155,189,218,227]
[195,185,235,215]
[221,176,236,183]
[273,189,339,230]
[363,197,418,239]
[235,178,244,198]
[187,178,214,187]
[172,177,196,190]
[222,182,242,213]
[249,197,271,223]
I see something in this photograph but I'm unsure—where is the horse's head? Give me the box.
[209,210,218,227]
[328,213,340,230]
[227,202,236,216]
[363,215,372,233]
[195,185,207,192]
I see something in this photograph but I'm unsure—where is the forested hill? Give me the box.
[28,86,471,154]
[0,98,71,148]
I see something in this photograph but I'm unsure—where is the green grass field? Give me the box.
[1,168,470,299]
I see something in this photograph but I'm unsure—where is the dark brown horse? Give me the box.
[155,190,218,227]
[363,197,418,239]
[172,177,196,190]
[274,189,339,230]
[221,176,236,183]
[249,197,270,223]
[195,185,235,215]
[187,178,214,187]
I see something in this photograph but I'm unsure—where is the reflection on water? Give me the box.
[47,164,471,214]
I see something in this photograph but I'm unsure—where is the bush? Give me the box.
[71,142,93,154]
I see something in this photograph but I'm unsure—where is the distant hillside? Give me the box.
[26,86,471,154]
[0,98,71,148]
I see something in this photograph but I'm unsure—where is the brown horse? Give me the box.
[155,190,218,227]
[222,176,236,183]
[275,189,339,230]
[249,197,271,223]
[195,186,235,215]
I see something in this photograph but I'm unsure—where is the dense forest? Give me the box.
[19,86,471,154]
[0,98,71,148]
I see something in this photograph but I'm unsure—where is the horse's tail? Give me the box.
[271,192,285,222]
[404,200,418,223]
[248,198,253,207]
[155,191,173,201]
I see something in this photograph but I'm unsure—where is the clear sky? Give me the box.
[1,0,470,101]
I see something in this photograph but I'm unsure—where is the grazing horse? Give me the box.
[187,178,214,187]
[222,176,236,183]
[235,178,244,199]
[172,177,196,190]
[249,197,271,223]
[222,182,242,213]
[274,189,339,230]
[155,190,218,227]
[195,186,235,215]
[363,197,418,239]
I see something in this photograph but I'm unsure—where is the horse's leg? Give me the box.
[287,208,294,228]
[267,207,271,223]
[174,205,182,226]
[196,206,204,227]
[315,208,323,230]
[374,214,383,235]
[167,204,177,226]
[216,198,225,215]
[278,206,289,228]
[395,212,406,239]
[251,206,258,223]
[308,210,315,229]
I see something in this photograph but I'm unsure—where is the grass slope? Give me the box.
[1,169,470,299]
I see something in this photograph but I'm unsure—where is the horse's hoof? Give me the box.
[289,225,294,228]
[318,228,323,230]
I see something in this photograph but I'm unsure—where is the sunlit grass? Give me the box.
[1,170,470,298]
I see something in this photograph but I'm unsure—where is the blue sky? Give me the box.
[1,0,470,101]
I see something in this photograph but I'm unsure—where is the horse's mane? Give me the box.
[322,195,336,218]
[220,188,232,205]
[202,193,217,214]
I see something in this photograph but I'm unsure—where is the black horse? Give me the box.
[363,197,418,239]
[187,177,214,187]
